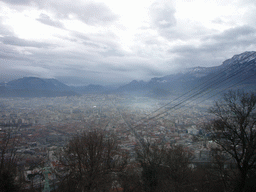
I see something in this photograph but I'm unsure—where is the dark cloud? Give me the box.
[0,42,32,61]
[173,26,256,53]
[170,25,256,68]
[201,26,256,54]
[171,51,223,69]
[0,53,29,61]
[36,13,64,29]
[208,26,256,42]
[0,36,53,48]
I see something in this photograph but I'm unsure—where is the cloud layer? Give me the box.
[1,0,256,85]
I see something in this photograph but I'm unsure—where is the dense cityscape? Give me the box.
[0,94,218,190]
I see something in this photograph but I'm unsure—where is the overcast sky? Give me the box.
[1,0,256,85]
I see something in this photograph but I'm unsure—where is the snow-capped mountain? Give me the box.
[118,51,256,96]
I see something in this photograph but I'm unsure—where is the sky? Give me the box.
[1,0,256,85]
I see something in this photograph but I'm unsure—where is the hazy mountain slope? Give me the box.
[0,77,78,97]
[117,51,256,97]
[199,51,256,90]
[7,77,71,91]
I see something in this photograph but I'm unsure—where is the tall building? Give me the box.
[43,167,51,192]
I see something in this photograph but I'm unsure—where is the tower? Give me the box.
[43,167,51,192]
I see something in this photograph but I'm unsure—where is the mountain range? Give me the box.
[1,51,256,98]
[117,51,256,97]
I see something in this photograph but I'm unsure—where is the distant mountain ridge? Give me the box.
[0,77,78,97]
[0,51,256,98]
[117,51,256,97]
[0,77,113,97]
[6,77,71,91]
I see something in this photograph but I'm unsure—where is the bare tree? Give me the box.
[207,90,256,192]
[162,145,193,192]
[136,142,165,192]
[0,127,20,191]
[136,141,192,192]
[116,161,143,192]
[56,129,125,192]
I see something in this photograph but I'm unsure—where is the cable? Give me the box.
[134,60,256,127]
[141,52,256,120]
[152,64,256,122]
[113,55,256,146]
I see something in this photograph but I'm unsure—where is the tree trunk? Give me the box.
[235,171,247,192]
